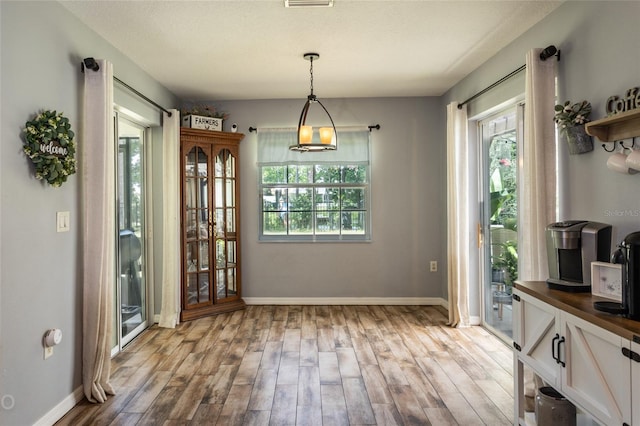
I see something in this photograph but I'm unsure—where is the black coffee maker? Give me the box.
[595,231,640,320]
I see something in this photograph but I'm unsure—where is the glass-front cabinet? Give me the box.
[180,128,245,321]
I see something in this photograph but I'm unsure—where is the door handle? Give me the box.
[558,336,566,367]
[552,333,560,363]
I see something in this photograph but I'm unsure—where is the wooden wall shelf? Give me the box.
[585,108,640,142]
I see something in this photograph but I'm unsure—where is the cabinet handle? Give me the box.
[622,347,640,363]
[558,336,566,367]
[552,333,560,363]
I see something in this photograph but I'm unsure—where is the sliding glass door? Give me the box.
[114,115,149,349]
[480,106,522,340]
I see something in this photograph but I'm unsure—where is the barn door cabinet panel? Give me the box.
[511,289,560,388]
[180,128,245,321]
[513,284,636,426]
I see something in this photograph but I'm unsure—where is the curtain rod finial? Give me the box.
[82,57,100,72]
[540,45,560,61]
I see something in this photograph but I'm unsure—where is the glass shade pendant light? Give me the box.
[290,53,337,152]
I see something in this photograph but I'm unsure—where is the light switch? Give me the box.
[57,211,70,232]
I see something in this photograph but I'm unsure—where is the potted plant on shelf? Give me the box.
[553,100,594,154]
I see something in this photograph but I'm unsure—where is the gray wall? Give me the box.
[217,98,447,299]
[440,0,640,321]
[444,1,640,245]
[0,2,178,425]
[3,0,639,424]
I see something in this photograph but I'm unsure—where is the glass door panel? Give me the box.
[116,117,148,348]
[226,208,236,233]
[226,180,235,206]
[480,107,521,341]
[183,145,212,308]
[213,148,237,302]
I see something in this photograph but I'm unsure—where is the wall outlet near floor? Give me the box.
[430,261,438,272]
[44,346,53,359]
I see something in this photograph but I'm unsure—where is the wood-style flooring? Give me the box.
[56,305,514,425]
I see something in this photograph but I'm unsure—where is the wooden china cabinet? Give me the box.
[180,128,245,321]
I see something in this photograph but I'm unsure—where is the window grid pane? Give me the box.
[260,164,369,240]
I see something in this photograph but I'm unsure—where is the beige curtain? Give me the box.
[446,102,471,327]
[158,109,181,328]
[82,59,116,403]
[520,49,558,282]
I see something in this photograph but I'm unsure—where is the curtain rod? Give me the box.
[113,77,173,117]
[457,45,560,110]
[249,124,380,133]
[457,65,525,110]
[81,57,172,117]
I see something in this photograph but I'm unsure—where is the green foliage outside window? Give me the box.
[261,164,368,237]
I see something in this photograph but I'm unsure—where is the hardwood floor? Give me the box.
[56,305,514,425]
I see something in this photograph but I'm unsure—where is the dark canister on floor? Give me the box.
[535,386,576,426]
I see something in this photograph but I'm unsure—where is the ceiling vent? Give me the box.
[284,0,334,7]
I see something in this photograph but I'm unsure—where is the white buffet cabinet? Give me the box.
[513,281,640,426]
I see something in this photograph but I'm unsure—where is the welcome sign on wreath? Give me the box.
[23,110,76,187]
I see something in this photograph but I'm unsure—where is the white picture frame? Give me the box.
[591,261,622,301]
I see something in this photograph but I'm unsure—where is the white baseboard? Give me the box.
[34,386,84,426]
[469,315,481,326]
[243,297,448,307]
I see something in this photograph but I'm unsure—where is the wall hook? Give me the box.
[620,138,636,150]
[602,142,616,153]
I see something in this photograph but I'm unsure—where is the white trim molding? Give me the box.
[34,386,84,426]
[469,315,482,326]
[243,297,448,308]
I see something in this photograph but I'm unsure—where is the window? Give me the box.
[258,128,371,241]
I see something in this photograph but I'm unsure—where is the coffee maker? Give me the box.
[546,220,612,292]
[595,231,640,320]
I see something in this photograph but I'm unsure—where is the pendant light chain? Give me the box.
[309,56,314,97]
[290,52,337,152]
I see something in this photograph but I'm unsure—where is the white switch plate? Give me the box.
[430,261,438,272]
[44,346,53,359]
[56,211,70,232]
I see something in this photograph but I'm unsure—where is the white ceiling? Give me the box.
[60,0,562,101]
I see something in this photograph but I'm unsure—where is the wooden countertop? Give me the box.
[515,281,640,342]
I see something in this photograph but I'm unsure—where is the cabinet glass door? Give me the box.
[214,148,238,301]
[184,145,212,308]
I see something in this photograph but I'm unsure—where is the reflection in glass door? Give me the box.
[182,144,239,314]
[184,145,212,308]
[214,148,238,301]
[115,116,148,348]
[480,106,521,340]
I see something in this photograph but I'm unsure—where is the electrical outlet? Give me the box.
[44,346,53,359]
[430,261,438,272]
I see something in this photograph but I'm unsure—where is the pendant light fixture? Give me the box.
[290,53,337,152]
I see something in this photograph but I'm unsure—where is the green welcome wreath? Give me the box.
[23,110,76,187]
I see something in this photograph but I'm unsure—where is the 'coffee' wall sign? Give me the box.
[606,87,640,115]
